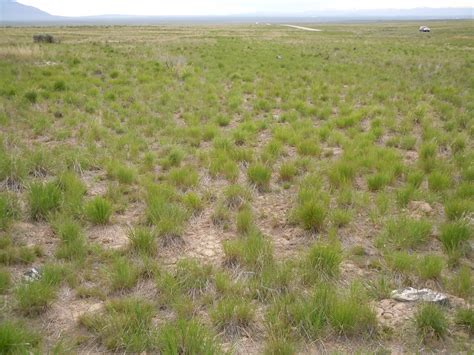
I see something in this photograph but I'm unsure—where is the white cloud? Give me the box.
[17,0,474,17]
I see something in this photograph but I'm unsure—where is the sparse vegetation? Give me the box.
[0,21,472,353]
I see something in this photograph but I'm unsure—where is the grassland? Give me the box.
[0,21,473,353]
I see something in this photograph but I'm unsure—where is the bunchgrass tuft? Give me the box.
[302,242,342,283]
[211,296,255,334]
[415,303,448,341]
[28,182,62,221]
[128,227,157,256]
[0,321,41,354]
[383,216,432,249]
[84,197,112,225]
[223,231,274,272]
[80,297,157,352]
[158,319,220,354]
[247,163,272,191]
[455,308,474,335]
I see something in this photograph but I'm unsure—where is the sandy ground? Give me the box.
[282,24,322,32]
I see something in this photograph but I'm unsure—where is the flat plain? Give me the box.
[0,21,473,353]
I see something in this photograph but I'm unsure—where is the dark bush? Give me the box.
[33,34,55,44]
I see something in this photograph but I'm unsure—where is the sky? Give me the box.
[16,0,474,17]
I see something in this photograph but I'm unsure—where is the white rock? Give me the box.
[391,287,448,305]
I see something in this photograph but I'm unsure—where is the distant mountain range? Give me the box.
[1,0,472,24]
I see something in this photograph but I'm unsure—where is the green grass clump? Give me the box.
[292,200,327,232]
[329,286,377,336]
[54,219,88,261]
[331,208,352,227]
[302,242,342,282]
[168,167,198,189]
[158,319,220,354]
[129,227,157,256]
[247,164,272,191]
[161,148,184,170]
[0,321,41,354]
[279,162,297,182]
[80,297,157,352]
[211,296,255,334]
[383,217,432,249]
[110,257,140,291]
[110,164,136,184]
[417,255,444,280]
[328,162,355,188]
[223,184,251,209]
[444,199,473,220]
[0,268,11,293]
[57,171,86,215]
[28,182,62,221]
[147,196,187,238]
[16,280,57,315]
[439,221,471,258]
[174,259,214,298]
[223,231,273,272]
[84,197,112,225]
[236,206,254,235]
[455,308,474,335]
[449,266,472,299]
[415,303,448,341]
[386,251,417,274]
[0,193,18,230]
[428,171,451,192]
[24,90,38,103]
[367,173,390,191]
[182,192,203,214]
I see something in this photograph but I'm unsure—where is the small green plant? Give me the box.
[182,192,203,214]
[417,255,443,280]
[332,208,352,227]
[449,266,472,299]
[292,200,327,232]
[383,217,432,249]
[223,231,273,272]
[387,251,417,274]
[16,280,57,315]
[367,173,389,191]
[0,268,10,293]
[168,167,198,189]
[85,197,112,225]
[428,171,450,192]
[158,319,220,354]
[173,259,214,298]
[24,90,38,103]
[439,221,471,258]
[0,321,41,354]
[455,308,474,335]
[329,286,377,336]
[129,227,157,256]
[303,242,342,282]
[147,196,187,238]
[444,199,473,220]
[110,257,140,291]
[0,193,18,230]
[28,182,62,221]
[415,303,448,341]
[161,148,184,170]
[247,163,272,191]
[54,219,88,261]
[211,296,255,334]
[53,80,66,91]
[223,184,251,209]
[80,297,157,352]
[279,162,297,182]
[236,206,254,235]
